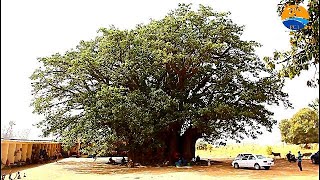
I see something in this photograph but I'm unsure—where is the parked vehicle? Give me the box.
[232,153,274,170]
[310,151,319,164]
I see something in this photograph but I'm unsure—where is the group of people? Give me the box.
[286,151,303,171]
[175,156,188,166]
[192,155,202,164]
[106,157,127,165]
[39,149,49,161]
[175,155,202,167]
[29,148,62,164]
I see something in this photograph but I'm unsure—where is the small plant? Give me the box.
[266,146,273,155]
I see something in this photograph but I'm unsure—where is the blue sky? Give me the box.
[1,0,318,144]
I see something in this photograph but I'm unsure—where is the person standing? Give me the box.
[121,157,126,165]
[286,151,292,161]
[54,149,60,162]
[93,153,97,162]
[297,151,303,171]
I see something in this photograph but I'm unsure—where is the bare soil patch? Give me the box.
[1,158,319,180]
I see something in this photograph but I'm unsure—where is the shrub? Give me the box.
[266,146,273,155]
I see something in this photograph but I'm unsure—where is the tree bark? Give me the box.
[126,127,202,166]
[167,131,180,163]
[182,128,202,161]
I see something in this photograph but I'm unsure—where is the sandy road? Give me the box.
[1,157,319,180]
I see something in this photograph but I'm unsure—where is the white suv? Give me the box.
[232,153,274,170]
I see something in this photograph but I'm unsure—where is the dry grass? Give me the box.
[196,143,319,159]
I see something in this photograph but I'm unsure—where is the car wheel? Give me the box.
[264,166,270,170]
[234,163,239,169]
[254,163,260,170]
[312,158,316,164]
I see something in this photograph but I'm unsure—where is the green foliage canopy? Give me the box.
[31,4,291,155]
[279,108,319,144]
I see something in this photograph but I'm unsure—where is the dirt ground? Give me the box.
[1,158,319,180]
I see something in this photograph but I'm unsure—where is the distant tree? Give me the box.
[308,98,319,129]
[279,108,319,145]
[308,98,319,114]
[197,140,208,150]
[16,129,31,140]
[1,121,31,140]
[1,121,16,139]
[266,146,273,155]
[264,0,319,87]
[208,144,213,152]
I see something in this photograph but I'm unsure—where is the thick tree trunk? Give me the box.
[182,128,202,161]
[127,149,135,167]
[157,127,202,165]
[182,132,193,161]
[167,131,181,163]
[126,127,202,166]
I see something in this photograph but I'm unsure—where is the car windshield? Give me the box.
[236,154,252,158]
[256,155,265,159]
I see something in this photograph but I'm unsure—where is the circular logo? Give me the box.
[281,5,309,31]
